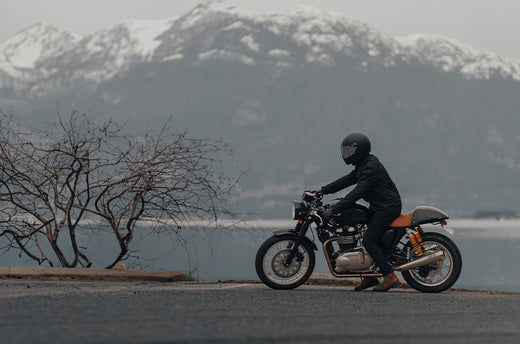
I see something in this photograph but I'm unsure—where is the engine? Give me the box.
[330,225,374,273]
[335,225,357,251]
[334,247,374,273]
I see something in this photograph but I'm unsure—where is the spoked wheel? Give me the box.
[255,234,315,290]
[402,232,462,293]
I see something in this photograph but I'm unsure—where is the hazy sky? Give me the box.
[1,0,520,58]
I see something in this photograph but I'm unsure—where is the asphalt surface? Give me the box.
[0,280,518,344]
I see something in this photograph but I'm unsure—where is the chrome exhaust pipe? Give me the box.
[395,251,445,271]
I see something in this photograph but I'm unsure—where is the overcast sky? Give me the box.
[2,0,520,58]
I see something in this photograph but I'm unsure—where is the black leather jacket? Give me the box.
[321,154,402,213]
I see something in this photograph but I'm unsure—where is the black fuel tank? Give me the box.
[326,199,369,226]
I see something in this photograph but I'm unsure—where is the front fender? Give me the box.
[273,229,318,251]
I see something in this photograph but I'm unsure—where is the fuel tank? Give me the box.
[326,199,369,226]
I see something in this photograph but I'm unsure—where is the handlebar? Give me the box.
[302,191,328,226]
[303,190,323,203]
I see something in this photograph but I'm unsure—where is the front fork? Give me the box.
[284,220,311,266]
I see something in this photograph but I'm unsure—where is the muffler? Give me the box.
[395,251,444,271]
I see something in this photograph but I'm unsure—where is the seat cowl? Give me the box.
[411,206,449,226]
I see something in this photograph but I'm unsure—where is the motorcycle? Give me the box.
[255,191,462,293]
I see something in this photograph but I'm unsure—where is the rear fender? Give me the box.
[273,229,318,251]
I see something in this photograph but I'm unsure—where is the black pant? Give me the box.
[362,208,401,276]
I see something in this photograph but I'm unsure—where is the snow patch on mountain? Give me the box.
[78,18,173,66]
[0,23,80,77]
[268,49,290,58]
[240,35,260,52]
[198,49,255,66]
[119,19,174,57]
[223,21,246,31]
[397,34,520,81]
[175,1,249,34]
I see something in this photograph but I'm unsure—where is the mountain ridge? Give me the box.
[1,3,520,217]
[2,2,520,96]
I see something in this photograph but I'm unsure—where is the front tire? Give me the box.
[401,232,462,293]
[255,234,315,290]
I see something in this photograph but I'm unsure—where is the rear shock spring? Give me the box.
[408,232,423,257]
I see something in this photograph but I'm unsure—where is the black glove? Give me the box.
[303,190,323,202]
[320,208,334,223]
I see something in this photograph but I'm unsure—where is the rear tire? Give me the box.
[255,234,315,290]
[401,232,462,293]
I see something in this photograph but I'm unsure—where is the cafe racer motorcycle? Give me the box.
[255,191,462,293]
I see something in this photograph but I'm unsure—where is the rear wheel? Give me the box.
[401,232,462,293]
[255,234,315,290]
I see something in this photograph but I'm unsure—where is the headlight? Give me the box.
[291,201,307,220]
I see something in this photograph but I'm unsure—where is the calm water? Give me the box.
[1,219,519,293]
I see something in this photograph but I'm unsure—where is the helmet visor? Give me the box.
[341,143,357,161]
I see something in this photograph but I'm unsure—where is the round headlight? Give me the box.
[291,201,306,220]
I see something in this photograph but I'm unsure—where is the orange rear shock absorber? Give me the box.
[408,230,423,257]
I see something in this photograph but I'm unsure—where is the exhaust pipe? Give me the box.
[395,251,445,271]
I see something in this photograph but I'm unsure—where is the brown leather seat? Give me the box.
[389,211,413,228]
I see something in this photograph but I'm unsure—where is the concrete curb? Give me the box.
[0,267,188,283]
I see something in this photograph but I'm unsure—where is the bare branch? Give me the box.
[1,110,243,268]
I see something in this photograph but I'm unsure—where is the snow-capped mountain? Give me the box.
[3,2,520,98]
[2,2,520,216]
[152,3,405,67]
[39,18,175,84]
[0,2,405,91]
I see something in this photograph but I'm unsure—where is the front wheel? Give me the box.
[255,234,315,290]
[401,232,462,293]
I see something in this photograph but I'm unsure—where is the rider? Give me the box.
[318,132,402,292]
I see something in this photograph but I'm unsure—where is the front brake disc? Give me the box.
[271,249,302,278]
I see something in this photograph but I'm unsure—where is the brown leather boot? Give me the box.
[354,277,379,291]
[373,272,400,292]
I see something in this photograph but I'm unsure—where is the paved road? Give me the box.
[0,280,518,343]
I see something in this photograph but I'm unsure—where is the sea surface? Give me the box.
[1,219,519,293]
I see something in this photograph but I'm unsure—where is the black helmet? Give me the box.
[341,132,371,165]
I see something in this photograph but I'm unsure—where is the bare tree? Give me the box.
[0,111,241,268]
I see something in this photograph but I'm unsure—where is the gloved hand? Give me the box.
[320,208,334,224]
[303,190,323,202]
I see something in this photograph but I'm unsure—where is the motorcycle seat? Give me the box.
[389,206,449,228]
[389,212,413,228]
